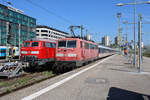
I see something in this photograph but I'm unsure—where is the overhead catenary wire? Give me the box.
[25,0,73,24]
[143,17,150,23]
[1,0,13,5]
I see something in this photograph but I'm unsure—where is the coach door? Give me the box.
[42,42,47,58]
[50,43,55,58]
[46,42,51,58]
[57,40,67,60]
[80,41,84,60]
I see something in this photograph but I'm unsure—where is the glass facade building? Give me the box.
[0,4,36,46]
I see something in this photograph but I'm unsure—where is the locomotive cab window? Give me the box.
[58,41,66,48]
[31,42,39,47]
[52,43,56,48]
[67,40,76,48]
[46,42,52,47]
[24,42,30,47]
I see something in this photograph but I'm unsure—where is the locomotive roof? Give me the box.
[58,37,97,44]
[59,37,94,42]
[25,38,56,43]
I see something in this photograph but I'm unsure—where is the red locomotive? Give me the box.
[54,37,99,72]
[21,38,56,67]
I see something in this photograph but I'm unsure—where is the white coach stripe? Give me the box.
[21,55,114,100]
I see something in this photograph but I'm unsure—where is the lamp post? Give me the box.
[6,22,9,60]
[116,0,150,68]
[122,21,129,43]
[117,13,122,53]
[138,13,142,72]
[133,0,136,68]
[18,24,21,60]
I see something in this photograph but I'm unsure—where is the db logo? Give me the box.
[28,51,30,53]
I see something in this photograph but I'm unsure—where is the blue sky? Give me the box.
[1,0,150,45]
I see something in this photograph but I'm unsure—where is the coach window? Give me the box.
[80,41,83,48]
[84,43,87,49]
[87,43,90,49]
[46,42,51,48]
[67,40,76,48]
[51,43,56,48]
[31,42,39,47]
[43,42,46,47]
[96,45,98,49]
[89,44,92,49]
[50,43,53,47]
[90,44,94,49]
[50,43,55,48]
[89,44,91,49]
[85,42,89,49]
[94,45,97,49]
[24,42,30,47]
[90,44,92,49]
[93,45,95,49]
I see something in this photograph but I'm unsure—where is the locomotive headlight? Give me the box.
[31,51,39,54]
[21,51,27,54]
[56,53,64,57]
[67,54,77,57]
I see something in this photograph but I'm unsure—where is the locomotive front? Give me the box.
[21,39,56,67]
[56,38,79,66]
[21,41,40,66]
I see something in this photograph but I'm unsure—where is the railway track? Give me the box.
[0,54,113,97]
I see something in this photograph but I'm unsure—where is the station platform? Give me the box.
[1,54,150,100]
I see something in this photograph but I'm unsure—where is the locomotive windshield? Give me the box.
[58,40,76,48]
[24,42,30,47]
[31,42,39,47]
[58,41,66,48]
[67,40,76,48]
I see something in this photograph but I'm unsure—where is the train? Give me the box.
[20,37,99,72]
[0,46,19,59]
[20,37,117,73]
[20,38,56,67]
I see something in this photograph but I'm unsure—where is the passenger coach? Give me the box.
[55,37,99,70]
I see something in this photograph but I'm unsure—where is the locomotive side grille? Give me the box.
[22,56,38,62]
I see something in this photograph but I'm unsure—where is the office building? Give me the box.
[36,25,70,40]
[101,36,110,46]
[0,4,36,46]
[115,36,122,46]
